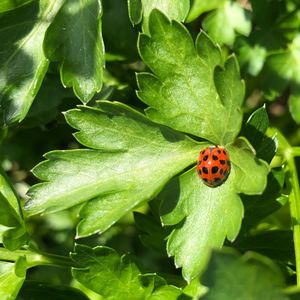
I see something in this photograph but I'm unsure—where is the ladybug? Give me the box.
[196,146,231,187]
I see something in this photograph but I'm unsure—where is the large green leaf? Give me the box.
[25,102,201,237]
[0,168,27,250]
[202,1,251,46]
[160,138,269,281]
[0,0,63,123]
[200,250,288,300]
[128,0,190,34]
[44,0,104,103]
[71,244,181,299]
[137,10,244,145]
[0,258,26,300]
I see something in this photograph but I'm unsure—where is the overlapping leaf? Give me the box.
[137,10,244,145]
[0,0,63,123]
[71,244,181,299]
[202,1,251,46]
[25,102,202,237]
[261,35,300,123]
[128,0,190,34]
[43,0,104,103]
[200,250,289,300]
[186,0,225,23]
[0,257,27,300]
[0,168,27,250]
[160,138,268,281]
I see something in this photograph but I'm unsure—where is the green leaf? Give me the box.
[0,168,27,250]
[203,1,251,46]
[0,258,26,300]
[262,35,300,100]
[0,0,33,13]
[17,281,89,300]
[243,106,277,163]
[128,0,190,34]
[160,138,269,281]
[44,0,104,103]
[0,0,64,123]
[25,102,201,237]
[137,10,245,145]
[186,0,226,23]
[134,211,168,254]
[200,250,289,300]
[233,230,294,265]
[128,0,143,25]
[241,168,285,233]
[71,244,181,299]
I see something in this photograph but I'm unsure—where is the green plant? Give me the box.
[1,0,300,299]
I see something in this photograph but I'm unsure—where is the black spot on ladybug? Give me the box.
[223,150,226,154]
[220,160,225,165]
[224,170,228,177]
[201,150,205,154]
[212,166,219,174]
[217,149,221,154]
[202,167,208,174]
[203,155,209,161]
[212,155,218,160]
[197,169,202,175]
[220,169,224,175]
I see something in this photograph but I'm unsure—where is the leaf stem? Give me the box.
[0,247,76,268]
[272,129,300,285]
[285,149,300,286]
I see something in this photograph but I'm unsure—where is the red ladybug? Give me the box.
[196,146,231,187]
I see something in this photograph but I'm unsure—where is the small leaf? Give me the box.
[44,0,104,103]
[203,1,251,46]
[134,211,168,254]
[137,10,244,145]
[17,281,89,300]
[200,250,289,300]
[128,0,142,25]
[0,168,27,250]
[243,106,277,163]
[186,0,226,23]
[0,0,64,123]
[261,35,300,100]
[160,138,268,281]
[25,102,201,238]
[71,244,181,299]
[0,258,26,300]
[128,0,190,34]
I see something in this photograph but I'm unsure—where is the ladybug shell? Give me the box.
[196,146,231,187]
